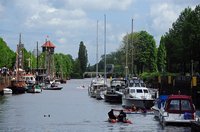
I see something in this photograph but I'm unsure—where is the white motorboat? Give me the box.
[122,78,155,109]
[158,94,196,126]
[88,77,107,99]
[104,78,127,103]
[3,88,12,94]
[26,83,42,93]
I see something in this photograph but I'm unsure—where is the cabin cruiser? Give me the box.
[88,77,107,99]
[104,78,127,103]
[122,78,154,109]
[157,94,196,126]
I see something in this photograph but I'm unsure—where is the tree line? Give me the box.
[0,38,87,79]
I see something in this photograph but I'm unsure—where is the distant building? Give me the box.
[41,40,56,79]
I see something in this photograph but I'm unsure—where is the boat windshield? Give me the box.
[169,100,179,110]
[143,89,148,93]
[130,89,135,93]
[141,83,145,87]
[136,89,143,93]
[168,99,192,111]
[181,100,192,111]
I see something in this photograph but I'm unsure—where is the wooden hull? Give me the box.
[8,80,26,94]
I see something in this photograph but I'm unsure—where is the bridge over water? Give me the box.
[83,72,105,78]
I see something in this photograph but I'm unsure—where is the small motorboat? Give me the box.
[3,88,12,94]
[158,94,197,126]
[26,83,42,93]
[43,83,63,90]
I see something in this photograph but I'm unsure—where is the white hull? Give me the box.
[3,88,12,94]
[151,105,161,118]
[122,97,154,109]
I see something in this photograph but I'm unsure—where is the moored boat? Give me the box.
[122,78,155,109]
[22,74,36,84]
[3,88,12,94]
[8,79,26,94]
[88,77,107,99]
[26,83,42,93]
[104,78,127,103]
[43,83,63,90]
[158,94,197,126]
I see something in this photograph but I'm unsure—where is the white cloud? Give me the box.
[150,3,179,34]
[67,0,133,10]
[0,0,199,64]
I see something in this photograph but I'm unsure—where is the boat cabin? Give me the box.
[159,94,196,125]
[110,78,127,91]
[22,74,36,84]
[125,79,152,99]
[164,95,195,115]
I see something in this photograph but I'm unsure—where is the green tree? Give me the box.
[121,31,157,74]
[72,58,82,78]
[163,5,200,73]
[78,41,88,73]
[0,38,15,69]
[157,36,167,72]
[54,53,73,79]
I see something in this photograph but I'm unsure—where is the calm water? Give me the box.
[0,79,191,132]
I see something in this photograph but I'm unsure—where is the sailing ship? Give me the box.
[8,34,26,94]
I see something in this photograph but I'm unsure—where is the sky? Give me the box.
[0,0,199,65]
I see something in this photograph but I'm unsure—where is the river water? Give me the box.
[0,79,191,132]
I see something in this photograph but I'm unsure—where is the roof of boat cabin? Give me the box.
[168,95,192,100]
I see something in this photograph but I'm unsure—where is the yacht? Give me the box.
[88,77,107,99]
[104,78,127,103]
[122,78,155,109]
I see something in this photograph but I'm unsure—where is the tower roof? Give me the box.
[42,41,55,48]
